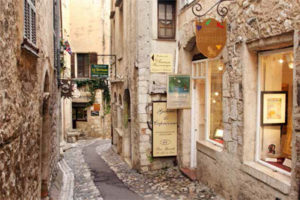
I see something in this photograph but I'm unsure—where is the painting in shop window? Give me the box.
[261,91,287,126]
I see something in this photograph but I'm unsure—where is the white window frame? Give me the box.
[192,58,224,148]
[256,48,293,177]
[24,0,36,44]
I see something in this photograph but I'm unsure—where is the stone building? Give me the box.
[61,0,111,139]
[111,0,300,199]
[176,0,300,199]
[0,0,61,199]
[110,0,178,171]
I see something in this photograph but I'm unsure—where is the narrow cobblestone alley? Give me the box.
[63,139,223,200]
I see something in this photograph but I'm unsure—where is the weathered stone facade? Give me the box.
[110,0,177,171]
[177,0,300,199]
[0,0,61,199]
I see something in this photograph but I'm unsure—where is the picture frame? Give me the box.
[261,91,288,126]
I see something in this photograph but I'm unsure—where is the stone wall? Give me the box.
[0,0,60,199]
[110,0,177,172]
[177,0,300,199]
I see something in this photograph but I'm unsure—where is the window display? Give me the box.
[192,59,224,145]
[258,50,293,173]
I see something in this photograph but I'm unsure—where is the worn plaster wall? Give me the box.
[61,0,111,138]
[177,0,300,199]
[0,0,60,199]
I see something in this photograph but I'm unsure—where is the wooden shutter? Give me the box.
[71,54,75,78]
[89,53,97,78]
[89,53,98,65]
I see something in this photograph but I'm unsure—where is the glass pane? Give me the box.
[165,28,173,38]
[158,23,166,37]
[208,60,224,144]
[77,54,84,77]
[259,51,293,172]
[166,5,173,20]
[158,4,165,19]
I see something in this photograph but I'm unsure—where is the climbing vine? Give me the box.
[75,79,110,109]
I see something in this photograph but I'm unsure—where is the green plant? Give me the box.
[147,154,154,163]
[75,79,110,108]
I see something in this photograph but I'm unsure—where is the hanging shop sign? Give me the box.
[60,79,73,98]
[167,75,191,109]
[153,102,177,157]
[150,54,173,73]
[195,18,227,58]
[91,64,109,78]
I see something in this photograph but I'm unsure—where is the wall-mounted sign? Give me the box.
[167,75,191,109]
[153,102,177,157]
[93,104,100,111]
[91,64,109,78]
[196,18,227,58]
[60,80,73,98]
[91,111,100,116]
[150,54,173,73]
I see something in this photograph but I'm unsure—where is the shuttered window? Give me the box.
[24,0,36,45]
[158,0,176,39]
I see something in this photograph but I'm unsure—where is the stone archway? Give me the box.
[41,72,51,198]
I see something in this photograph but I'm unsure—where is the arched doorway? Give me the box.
[41,72,51,198]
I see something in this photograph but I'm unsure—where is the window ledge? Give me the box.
[197,140,223,160]
[155,38,176,42]
[21,38,39,57]
[242,161,290,194]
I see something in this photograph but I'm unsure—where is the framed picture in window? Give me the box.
[261,91,288,126]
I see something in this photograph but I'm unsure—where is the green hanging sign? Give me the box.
[91,64,109,78]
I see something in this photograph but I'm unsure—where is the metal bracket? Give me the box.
[192,0,233,19]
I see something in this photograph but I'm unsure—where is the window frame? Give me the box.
[192,58,224,148]
[256,48,293,177]
[76,53,90,78]
[157,0,176,40]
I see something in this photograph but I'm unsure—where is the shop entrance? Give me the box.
[190,59,224,168]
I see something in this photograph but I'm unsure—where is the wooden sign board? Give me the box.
[196,18,227,58]
[150,54,173,73]
[153,102,177,157]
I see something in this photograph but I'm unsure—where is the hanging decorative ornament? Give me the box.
[195,18,227,58]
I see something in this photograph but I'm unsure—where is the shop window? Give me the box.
[77,54,90,78]
[192,59,224,146]
[257,49,293,174]
[158,0,176,39]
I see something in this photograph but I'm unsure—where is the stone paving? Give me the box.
[64,140,103,200]
[96,140,224,200]
[63,139,223,200]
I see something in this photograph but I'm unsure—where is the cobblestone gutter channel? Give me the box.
[62,139,223,200]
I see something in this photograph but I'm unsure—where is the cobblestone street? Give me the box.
[63,139,223,200]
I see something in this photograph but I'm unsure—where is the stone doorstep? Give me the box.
[180,167,197,181]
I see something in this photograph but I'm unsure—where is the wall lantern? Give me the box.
[192,0,233,58]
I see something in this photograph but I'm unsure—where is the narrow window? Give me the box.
[24,0,36,45]
[158,0,176,39]
[77,54,90,78]
[257,49,293,174]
